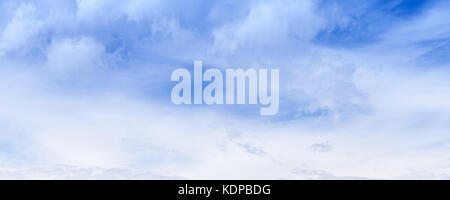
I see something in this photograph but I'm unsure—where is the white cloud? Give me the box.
[0,3,43,54]
[45,37,105,74]
[211,0,324,53]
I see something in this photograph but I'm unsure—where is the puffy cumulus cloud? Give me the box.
[45,37,106,74]
[0,0,201,59]
[211,0,324,53]
[276,48,370,120]
[0,3,43,55]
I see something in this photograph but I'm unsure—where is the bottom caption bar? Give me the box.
[0,180,447,199]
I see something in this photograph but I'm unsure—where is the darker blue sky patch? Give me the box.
[379,0,431,17]
[314,0,435,48]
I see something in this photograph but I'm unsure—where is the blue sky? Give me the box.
[0,0,450,179]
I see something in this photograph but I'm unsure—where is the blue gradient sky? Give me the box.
[1,0,450,179]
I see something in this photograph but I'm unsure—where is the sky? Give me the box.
[0,0,450,179]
